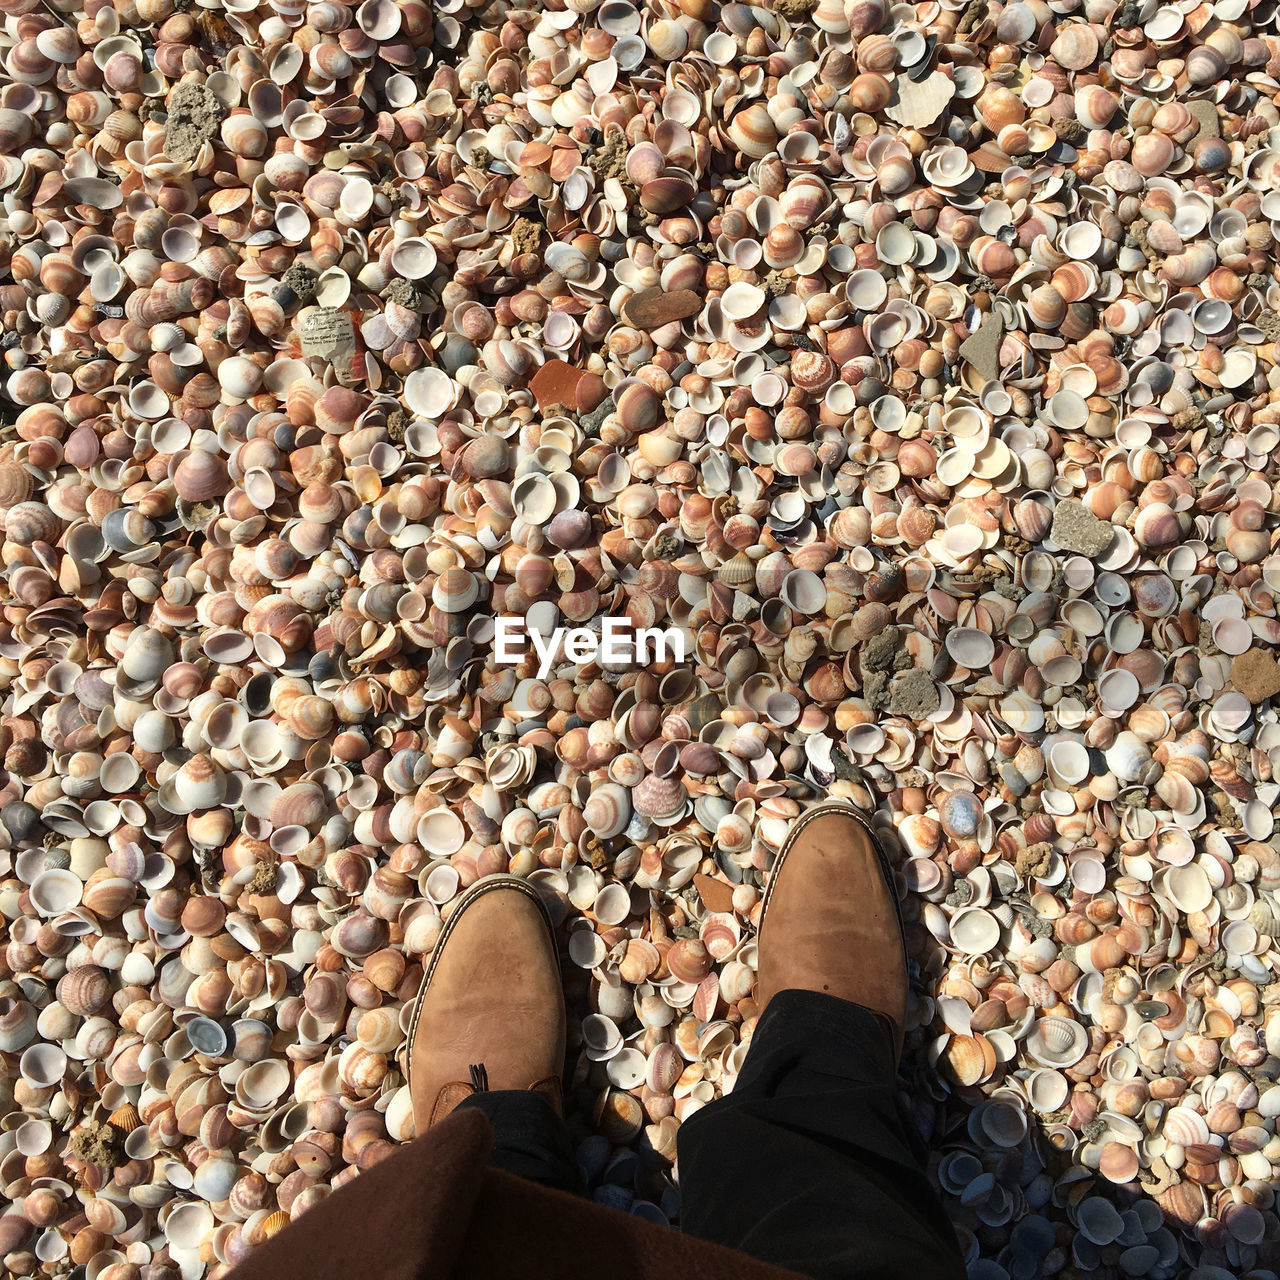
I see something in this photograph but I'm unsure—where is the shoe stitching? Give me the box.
[404,875,557,1094]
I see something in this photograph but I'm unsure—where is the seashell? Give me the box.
[31,868,83,914]
[632,774,686,820]
[0,998,38,1052]
[726,104,777,159]
[1026,1016,1088,1067]
[57,966,111,1016]
[5,502,60,545]
[174,450,230,502]
[1074,85,1118,130]
[945,1034,991,1086]
[19,1043,66,1088]
[950,908,1001,955]
[582,783,631,839]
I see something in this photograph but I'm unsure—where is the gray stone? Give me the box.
[1188,99,1220,140]
[1050,499,1115,557]
[163,82,225,163]
[889,668,941,718]
[958,313,1005,383]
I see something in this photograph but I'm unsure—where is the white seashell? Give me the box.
[780,569,826,614]
[721,281,765,320]
[1162,862,1212,913]
[217,355,262,399]
[30,868,83,914]
[949,907,1001,955]
[99,753,141,793]
[876,221,917,266]
[1096,668,1139,713]
[420,809,466,857]
[593,882,631,926]
[423,863,460,904]
[1025,1068,1069,1113]
[1103,731,1152,783]
[19,1042,67,1087]
[357,0,401,39]
[1025,1016,1088,1068]
[164,1201,215,1251]
[403,367,457,419]
[606,1047,646,1089]
[946,627,995,669]
[234,1057,291,1108]
[390,237,438,280]
[569,928,607,969]
[0,1000,38,1053]
[581,1012,621,1056]
[1047,740,1090,785]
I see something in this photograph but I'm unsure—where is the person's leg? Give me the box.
[677,989,964,1280]
[454,1089,585,1194]
[402,875,578,1189]
[677,804,965,1280]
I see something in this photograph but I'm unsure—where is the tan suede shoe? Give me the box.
[755,801,908,1057]
[404,875,566,1133]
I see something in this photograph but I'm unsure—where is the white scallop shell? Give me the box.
[1025,1016,1088,1068]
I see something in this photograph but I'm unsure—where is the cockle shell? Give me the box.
[1026,1017,1088,1068]
[632,774,685,820]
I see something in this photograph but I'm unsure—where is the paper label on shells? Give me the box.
[298,307,364,384]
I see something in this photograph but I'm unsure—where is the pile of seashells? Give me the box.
[6,0,1280,1272]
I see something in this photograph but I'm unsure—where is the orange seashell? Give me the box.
[944,1034,988,1086]
[108,1104,141,1134]
[667,937,713,983]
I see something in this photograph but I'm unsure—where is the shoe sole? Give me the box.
[758,799,908,965]
[401,873,560,1092]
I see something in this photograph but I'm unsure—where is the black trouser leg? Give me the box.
[676,989,965,1280]
[454,1092,585,1195]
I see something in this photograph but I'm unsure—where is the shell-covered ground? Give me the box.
[5,0,1280,1275]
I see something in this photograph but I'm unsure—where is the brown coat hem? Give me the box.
[228,1108,807,1280]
